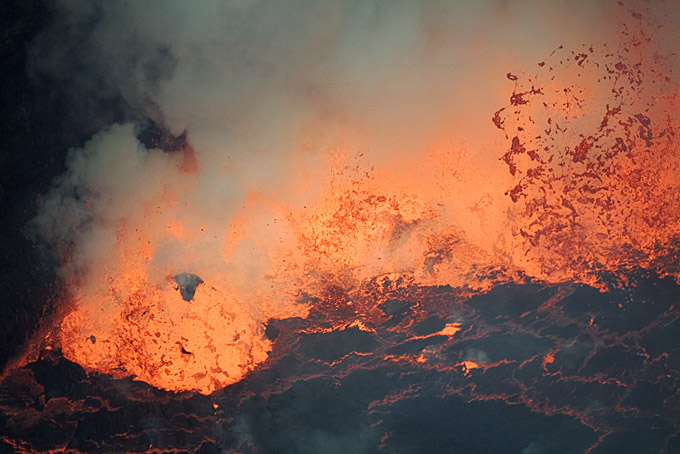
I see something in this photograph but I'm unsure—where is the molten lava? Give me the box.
[494,15,680,287]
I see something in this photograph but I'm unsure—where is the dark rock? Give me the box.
[172,273,204,302]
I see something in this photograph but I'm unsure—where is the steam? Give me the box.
[30,1,680,392]
[31,1,619,280]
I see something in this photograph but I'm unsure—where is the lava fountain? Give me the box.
[22,0,680,398]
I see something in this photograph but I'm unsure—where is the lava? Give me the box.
[493,9,680,288]
[1,4,678,453]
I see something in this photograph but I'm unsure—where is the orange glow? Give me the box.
[60,277,271,394]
